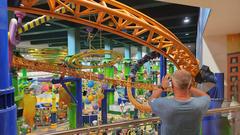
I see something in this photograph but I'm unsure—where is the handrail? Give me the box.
[206,105,240,114]
[47,105,240,135]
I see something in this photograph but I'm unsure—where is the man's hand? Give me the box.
[149,87,163,100]
[161,74,171,89]
[149,74,172,101]
[190,87,209,97]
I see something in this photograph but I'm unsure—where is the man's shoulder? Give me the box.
[192,96,210,102]
[151,96,175,104]
[191,96,211,108]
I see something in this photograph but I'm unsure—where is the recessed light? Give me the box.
[183,17,190,24]
[185,33,189,36]
[188,45,191,47]
[45,23,51,27]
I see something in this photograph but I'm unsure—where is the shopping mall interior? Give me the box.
[0,0,240,134]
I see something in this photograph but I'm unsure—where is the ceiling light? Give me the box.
[183,17,190,24]
[185,33,189,36]
[45,23,51,27]
[188,45,191,48]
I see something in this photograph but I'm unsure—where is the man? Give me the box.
[149,69,210,135]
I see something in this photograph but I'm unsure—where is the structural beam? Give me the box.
[30,38,67,45]
[137,46,142,60]
[104,39,112,59]
[168,24,197,30]
[124,45,131,60]
[155,13,198,22]
[160,55,167,97]
[21,31,67,41]
[133,2,170,10]
[145,47,151,75]
[26,14,71,28]
[21,28,68,36]
[68,29,81,55]
[0,0,17,134]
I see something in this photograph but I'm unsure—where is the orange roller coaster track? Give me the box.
[12,56,159,91]
[9,0,200,112]
[9,0,199,76]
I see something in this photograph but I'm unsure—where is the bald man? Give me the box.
[149,70,210,135]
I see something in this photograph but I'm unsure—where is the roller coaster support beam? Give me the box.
[0,0,17,134]
[67,28,83,128]
[124,44,132,99]
[124,44,131,79]
[145,47,151,76]
[134,46,144,119]
[160,55,167,97]
[75,78,83,128]
[104,39,114,108]
[68,29,81,55]
[102,88,114,125]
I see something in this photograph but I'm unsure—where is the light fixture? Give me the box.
[45,23,51,27]
[188,45,191,48]
[185,33,189,36]
[183,17,190,24]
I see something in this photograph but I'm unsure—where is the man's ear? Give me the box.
[187,79,192,89]
[169,79,173,89]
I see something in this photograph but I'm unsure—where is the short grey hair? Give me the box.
[172,69,192,90]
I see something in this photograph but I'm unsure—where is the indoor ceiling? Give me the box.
[10,0,200,54]
[158,0,240,36]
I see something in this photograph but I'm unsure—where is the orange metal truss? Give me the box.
[9,0,199,76]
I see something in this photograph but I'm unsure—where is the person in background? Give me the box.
[149,69,210,135]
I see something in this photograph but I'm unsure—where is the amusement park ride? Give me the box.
[1,0,216,134]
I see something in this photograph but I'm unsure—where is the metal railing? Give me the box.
[47,105,240,135]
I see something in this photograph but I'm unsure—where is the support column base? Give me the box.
[0,105,17,135]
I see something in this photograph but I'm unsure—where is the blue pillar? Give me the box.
[67,29,82,127]
[104,39,115,109]
[202,73,224,135]
[102,89,108,124]
[160,55,167,97]
[104,39,112,58]
[215,73,224,99]
[68,29,80,55]
[124,45,132,97]
[137,46,142,60]
[76,78,83,128]
[123,44,131,80]
[124,45,131,60]
[160,55,167,82]
[144,47,151,74]
[158,52,165,134]
[133,46,143,120]
[0,0,10,89]
[0,0,17,134]
[208,73,224,99]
